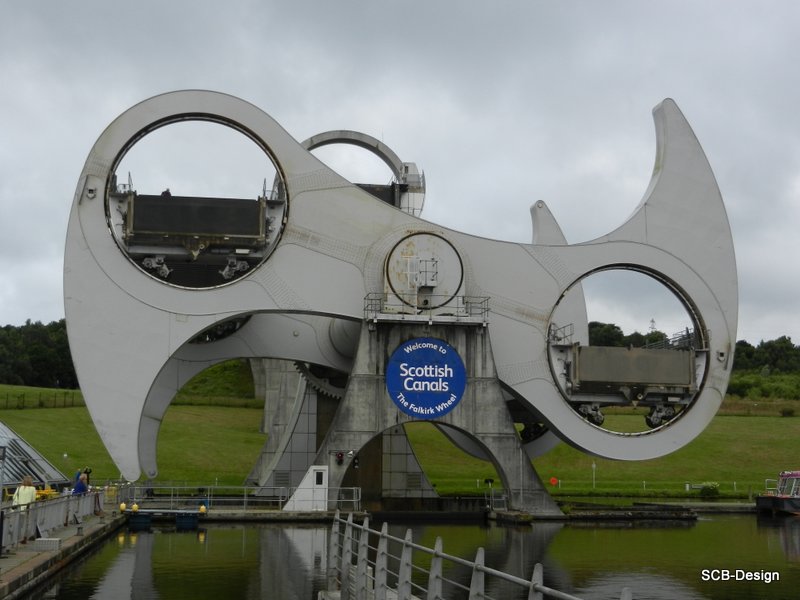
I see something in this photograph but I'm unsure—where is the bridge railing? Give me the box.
[326,511,633,600]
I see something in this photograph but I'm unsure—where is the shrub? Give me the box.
[699,482,720,498]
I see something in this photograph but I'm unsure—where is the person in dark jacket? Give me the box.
[72,473,88,495]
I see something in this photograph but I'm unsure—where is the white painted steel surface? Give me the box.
[65,91,736,480]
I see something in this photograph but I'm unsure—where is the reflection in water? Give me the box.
[42,515,800,600]
[100,532,157,599]
[45,524,328,600]
[758,514,800,563]
[575,573,707,600]
[91,536,144,598]
[256,527,327,599]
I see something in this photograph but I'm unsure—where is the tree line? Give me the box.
[589,321,798,373]
[0,320,78,388]
[0,319,798,389]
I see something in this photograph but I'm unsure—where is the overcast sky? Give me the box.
[1,1,797,344]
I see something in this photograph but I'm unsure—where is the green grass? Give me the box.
[544,413,800,498]
[173,359,260,408]
[404,422,503,494]
[0,407,112,479]
[528,413,798,498]
[152,406,265,483]
[0,360,259,410]
[405,414,800,497]
[2,405,798,497]
[0,385,83,409]
[0,406,265,486]
[2,361,800,497]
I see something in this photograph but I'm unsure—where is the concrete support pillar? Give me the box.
[246,358,308,488]
[315,322,562,516]
[248,358,434,504]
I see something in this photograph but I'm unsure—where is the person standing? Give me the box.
[12,476,37,510]
[72,473,88,495]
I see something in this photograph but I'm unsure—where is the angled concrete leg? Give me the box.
[247,359,312,490]
[311,322,562,516]
[381,427,438,499]
[250,357,436,507]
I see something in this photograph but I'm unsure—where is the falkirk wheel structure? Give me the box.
[64,91,737,516]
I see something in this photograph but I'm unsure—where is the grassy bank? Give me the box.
[0,406,265,486]
[0,360,260,410]
[3,362,799,495]
[1,401,796,498]
[405,415,800,498]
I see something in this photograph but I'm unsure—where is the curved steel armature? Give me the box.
[135,313,356,479]
[301,129,425,215]
[65,91,736,480]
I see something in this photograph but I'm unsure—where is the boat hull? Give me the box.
[756,495,800,516]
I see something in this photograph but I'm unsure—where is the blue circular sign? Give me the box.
[386,337,466,419]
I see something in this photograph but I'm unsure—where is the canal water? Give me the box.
[40,514,800,599]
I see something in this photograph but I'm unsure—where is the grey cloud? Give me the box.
[0,0,797,344]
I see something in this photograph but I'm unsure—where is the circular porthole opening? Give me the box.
[305,133,425,217]
[548,268,707,434]
[107,120,287,289]
[311,144,396,189]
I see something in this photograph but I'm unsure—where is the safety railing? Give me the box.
[332,486,362,512]
[115,483,361,512]
[484,489,556,514]
[485,488,507,512]
[364,293,489,325]
[643,327,701,350]
[326,511,633,600]
[1,490,105,551]
[116,484,289,511]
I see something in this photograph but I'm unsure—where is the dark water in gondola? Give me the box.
[38,514,800,599]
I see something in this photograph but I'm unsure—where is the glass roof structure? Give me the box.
[0,421,69,488]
